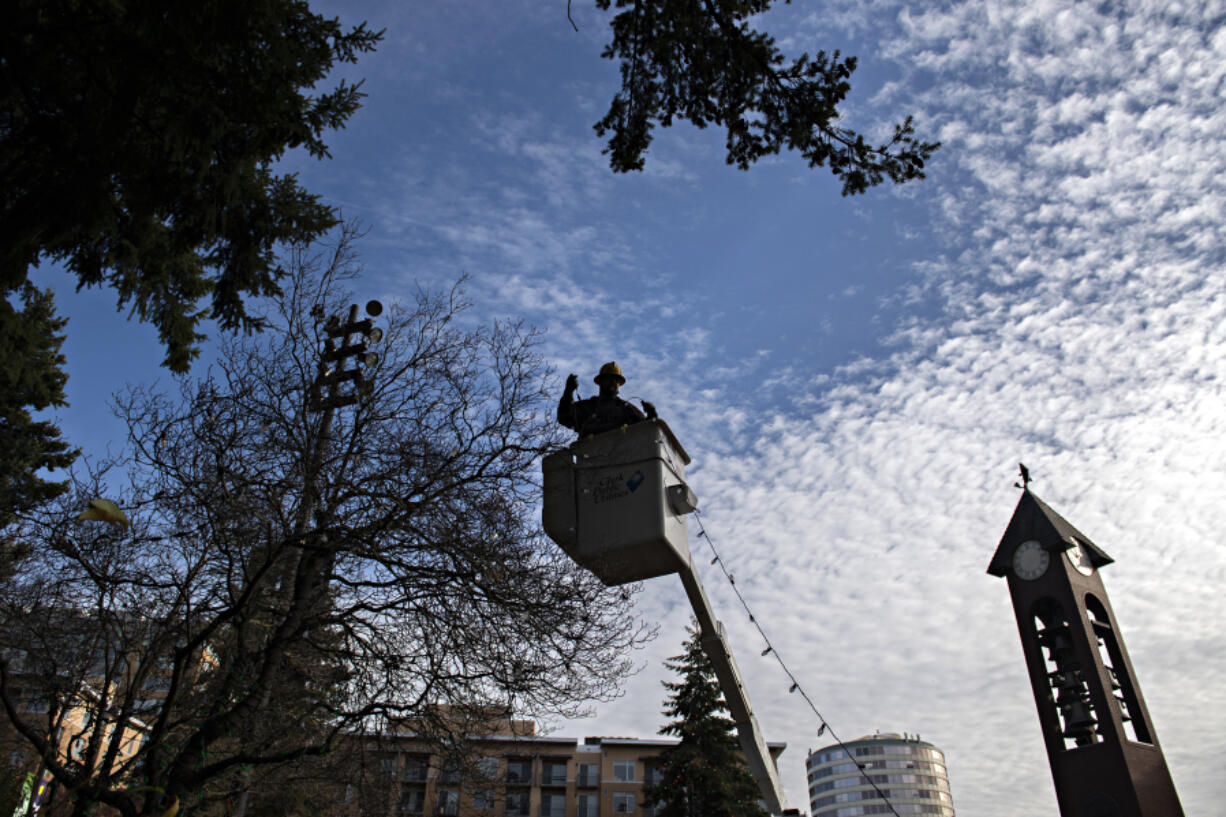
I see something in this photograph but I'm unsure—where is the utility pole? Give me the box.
[287,301,383,601]
[231,300,382,817]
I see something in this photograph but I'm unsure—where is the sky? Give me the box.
[33,1,1226,815]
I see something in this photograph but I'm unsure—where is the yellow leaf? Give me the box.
[77,498,130,529]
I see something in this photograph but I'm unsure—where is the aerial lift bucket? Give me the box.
[542,419,696,585]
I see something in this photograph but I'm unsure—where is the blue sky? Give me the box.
[34,1,1226,815]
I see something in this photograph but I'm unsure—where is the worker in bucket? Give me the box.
[557,361,657,438]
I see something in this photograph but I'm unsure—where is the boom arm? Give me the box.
[678,561,789,815]
[539,422,789,813]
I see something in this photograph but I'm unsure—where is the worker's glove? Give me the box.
[565,373,579,392]
[642,400,658,419]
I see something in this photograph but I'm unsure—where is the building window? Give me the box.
[613,792,635,814]
[476,756,499,780]
[613,760,636,782]
[577,793,599,817]
[829,800,954,816]
[472,788,495,810]
[1087,593,1153,744]
[642,763,663,786]
[141,673,173,692]
[437,790,459,816]
[439,761,461,784]
[506,758,532,784]
[399,790,425,815]
[541,759,568,785]
[577,762,599,787]
[506,793,531,817]
[403,757,429,783]
[1034,599,1101,750]
[539,793,566,817]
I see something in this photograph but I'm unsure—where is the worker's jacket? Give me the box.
[557,392,646,437]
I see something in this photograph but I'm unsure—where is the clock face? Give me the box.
[1012,539,1049,580]
[1067,538,1095,575]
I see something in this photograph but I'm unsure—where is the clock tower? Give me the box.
[987,489,1184,817]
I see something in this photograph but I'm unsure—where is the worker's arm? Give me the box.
[557,373,579,429]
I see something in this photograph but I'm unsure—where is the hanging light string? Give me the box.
[691,508,903,817]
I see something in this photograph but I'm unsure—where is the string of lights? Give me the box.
[691,508,903,817]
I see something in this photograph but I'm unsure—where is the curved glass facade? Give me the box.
[806,734,955,817]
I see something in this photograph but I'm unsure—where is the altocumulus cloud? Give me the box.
[642,2,1226,815]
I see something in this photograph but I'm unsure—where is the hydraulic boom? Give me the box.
[677,560,789,814]
[541,420,793,815]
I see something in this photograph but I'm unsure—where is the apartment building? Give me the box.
[347,723,788,817]
[0,630,216,813]
[1,680,148,772]
[805,733,954,817]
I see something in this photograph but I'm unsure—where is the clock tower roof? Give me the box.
[987,489,1114,577]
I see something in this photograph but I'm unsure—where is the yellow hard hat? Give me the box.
[594,361,625,385]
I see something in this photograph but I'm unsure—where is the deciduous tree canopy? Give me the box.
[0,229,651,816]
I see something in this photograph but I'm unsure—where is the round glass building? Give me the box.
[806,732,955,817]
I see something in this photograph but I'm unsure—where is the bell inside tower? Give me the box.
[1086,594,1152,744]
[1034,600,1100,749]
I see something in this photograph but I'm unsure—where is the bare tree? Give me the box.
[0,226,653,816]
